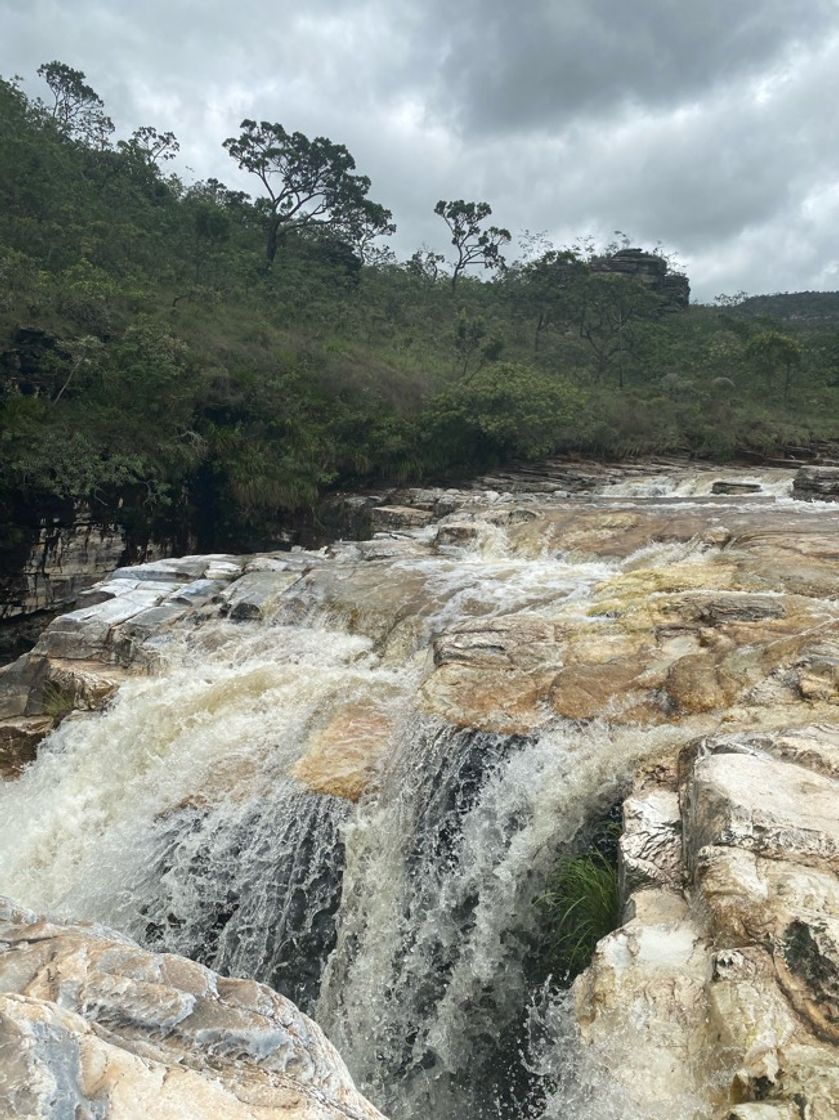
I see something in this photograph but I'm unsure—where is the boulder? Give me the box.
[684,750,839,874]
[792,466,839,502]
[0,897,387,1120]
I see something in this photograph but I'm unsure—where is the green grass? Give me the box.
[534,844,622,983]
[39,681,76,720]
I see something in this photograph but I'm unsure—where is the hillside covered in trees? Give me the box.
[2,62,838,559]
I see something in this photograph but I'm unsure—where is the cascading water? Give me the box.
[0,468,802,1119]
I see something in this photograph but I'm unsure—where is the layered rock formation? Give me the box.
[793,464,839,502]
[1,460,837,1119]
[576,726,839,1119]
[590,246,690,309]
[0,898,385,1120]
[0,511,128,662]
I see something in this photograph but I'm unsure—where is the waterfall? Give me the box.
[316,715,688,1119]
[0,469,804,1118]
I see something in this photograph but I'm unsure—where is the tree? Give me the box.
[452,309,504,378]
[570,272,663,388]
[745,329,802,401]
[36,61,114,148]
[406,247,446,282]
[118,125,179,167]
[512,248,585,353]
[434,199,511,289]
[223,119,393,264]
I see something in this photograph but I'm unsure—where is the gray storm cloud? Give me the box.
[2,0,838,299]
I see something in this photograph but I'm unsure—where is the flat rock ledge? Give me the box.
[576,723,839,1120]
[0,897,386,1120]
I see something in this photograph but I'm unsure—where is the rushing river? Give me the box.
[0,465,802,1118]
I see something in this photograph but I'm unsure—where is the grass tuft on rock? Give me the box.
[535,833,622,983]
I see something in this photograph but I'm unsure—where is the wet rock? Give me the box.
[0,652,47,719]
[434,522,481,549]
[793,465,839,502]
[727,1104,799,1120]
[34,590,178,660]
[0,897,387,1120]
[707,946,801,1094]
[220,570,302,621]
[38,658,129,711]
[580,725,839,1119]
[370,505,435,532]
[711,481,762,494]
[574,890,711,1118]
[293,700,396,801]
[619,784,682,893]
[0,716,53,778]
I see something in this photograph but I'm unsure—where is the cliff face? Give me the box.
[590,246,690,309]
[0,506,176,664]
[0,460,837,1119]
[0,512,126,645]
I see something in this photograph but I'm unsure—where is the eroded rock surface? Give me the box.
[579,725,839,1119]
[0,897,386,1120]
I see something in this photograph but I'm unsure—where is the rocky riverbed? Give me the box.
[0,461,837,1119]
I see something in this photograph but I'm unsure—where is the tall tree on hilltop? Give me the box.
[36,61,114,148]
[117,125,180,167]
[223,119,394,264]
[434,199,511,289]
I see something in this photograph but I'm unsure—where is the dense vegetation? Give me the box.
[2,63,838,558]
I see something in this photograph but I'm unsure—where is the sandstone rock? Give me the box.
[34,590,179,660]
[577,722,839,1120]
[727,1105,800,1120]
[792,465,839,502]
[707,945,799,1091]
[590,247,690,310]
[0,898,387,1120]
[110,555,239,582]
[166,577,227,605]
[434,522,481,549]
[370,505,435,532]
[574,889,712,1118]
[619,785,682,893]
[43,658,130,709]
[293,700,396,801]
[0,715,53,778]
[685,750,839,874]
[0,651,47,718]
[0,513,126,624]
[220,569,303,621]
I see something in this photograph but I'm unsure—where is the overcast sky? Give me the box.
[3,0,839,300]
